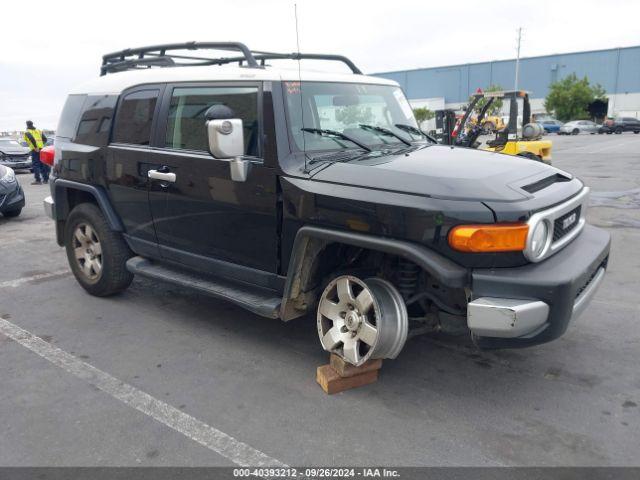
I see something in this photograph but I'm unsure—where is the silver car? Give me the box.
[559,120,599,135]
[0,138,32,171]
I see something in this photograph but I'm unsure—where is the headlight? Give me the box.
[0,167,16,184]
[526,220,551,260]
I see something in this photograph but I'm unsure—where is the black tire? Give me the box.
[572,128,579,135]
[634,131,639,134]
[64,202,133,296]
[615,127,623,134]
[2,208,22,218]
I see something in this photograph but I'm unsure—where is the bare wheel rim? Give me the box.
[317,275,408,366]
[72,223,103,282]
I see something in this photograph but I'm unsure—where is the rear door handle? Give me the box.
[148,169,176,183]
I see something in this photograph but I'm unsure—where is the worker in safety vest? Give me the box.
[23,120,49,185]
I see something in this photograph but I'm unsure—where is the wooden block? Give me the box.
[316,364,378,395]
[330,353,382,378]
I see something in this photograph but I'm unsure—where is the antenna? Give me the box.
[294,3,308,166]
[514,27,522,91]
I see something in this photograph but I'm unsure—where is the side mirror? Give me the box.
[205,105,249,182]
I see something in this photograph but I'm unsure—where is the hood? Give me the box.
[311,145,568,202]
[0,144,29,155]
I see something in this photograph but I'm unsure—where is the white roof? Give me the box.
[70,65,399,95]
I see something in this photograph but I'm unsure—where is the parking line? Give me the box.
[0,317,287,468]
[0,269,71,289]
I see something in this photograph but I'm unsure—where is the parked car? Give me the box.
[598,117,640,134]
[0,165,25,218]
[0,137,32,171]
[43,42,610,367]
[558,120,599,135]
[538,119,563,134]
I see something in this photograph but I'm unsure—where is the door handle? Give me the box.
[148,169,176,183]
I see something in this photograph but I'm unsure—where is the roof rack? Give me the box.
[100,41,363,76]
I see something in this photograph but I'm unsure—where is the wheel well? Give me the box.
[280,239,466,321]
[66,189,98,212]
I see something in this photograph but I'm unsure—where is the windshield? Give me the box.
[284,82,423,152]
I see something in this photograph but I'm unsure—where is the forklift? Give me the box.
[446,90,552,164]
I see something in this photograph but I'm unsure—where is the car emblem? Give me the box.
[562,213,577,230]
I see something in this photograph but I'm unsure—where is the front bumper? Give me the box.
[0,159,32,170]
[468,224,610,348]
[0,184,25,213]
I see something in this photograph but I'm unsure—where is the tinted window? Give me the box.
[112,89,159,145]
[73,95,118,146]
[57,94,87,139]
[165,86,260,156]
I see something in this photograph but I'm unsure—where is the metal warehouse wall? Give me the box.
[375,46,640,104]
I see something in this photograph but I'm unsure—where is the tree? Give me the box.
[412,107,434,124]
[545,74,607,122]
[470,85,504,116]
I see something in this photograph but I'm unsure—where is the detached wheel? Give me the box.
[317,275,408,366]
[64,203,133,296]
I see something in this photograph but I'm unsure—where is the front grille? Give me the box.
[553,206,582,242]
[5,154,30,162]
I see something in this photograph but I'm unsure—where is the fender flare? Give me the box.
[280,226,468,320]
[53,179,124,231]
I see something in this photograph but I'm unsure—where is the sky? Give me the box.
[1,0,639,131]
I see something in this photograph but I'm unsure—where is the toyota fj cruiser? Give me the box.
[44,42,610,366]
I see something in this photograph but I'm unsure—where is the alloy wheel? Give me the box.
[72,223,103,281]
[317,275,408,366]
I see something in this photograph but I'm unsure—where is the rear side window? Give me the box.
[57,94,87,139]
[73,95,118,146]
[112,89,159,145]
[164,86,260,156]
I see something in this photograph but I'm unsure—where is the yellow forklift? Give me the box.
[452,90,552,164]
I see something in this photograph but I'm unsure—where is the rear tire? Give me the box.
[2,208,22,218]
[64,203,133,297]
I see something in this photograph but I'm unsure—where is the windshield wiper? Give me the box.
[301,128,372,152]
[394,123,437,143]
[360,123,411,147]
[358,124,412,146]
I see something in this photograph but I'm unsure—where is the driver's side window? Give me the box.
[164,86,260,157]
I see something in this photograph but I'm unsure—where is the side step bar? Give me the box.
[126,256,281,319]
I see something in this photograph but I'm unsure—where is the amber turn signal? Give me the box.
[448,223,529,253]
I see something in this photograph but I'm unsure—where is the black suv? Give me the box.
[600,117,640,134]
[44,43,610,367]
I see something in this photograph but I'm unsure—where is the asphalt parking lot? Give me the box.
[1,133,639,467]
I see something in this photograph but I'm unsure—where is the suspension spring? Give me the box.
[397,259,420,300]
